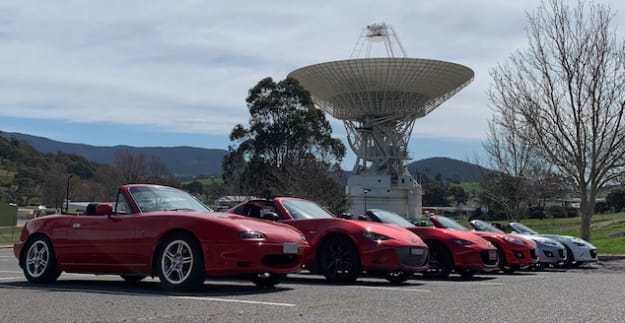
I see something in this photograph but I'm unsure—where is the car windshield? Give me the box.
[435,216,469,231]
[281,199,334,219]
[129,186,212,213]
[509,222,539,235]
[368,209,413,228]
[471,220,505,233]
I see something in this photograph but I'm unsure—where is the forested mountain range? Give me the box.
[1,131,489,182]
[1,131,227,177]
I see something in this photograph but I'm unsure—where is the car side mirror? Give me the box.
[261,212,279,221]
[96,203,113,215]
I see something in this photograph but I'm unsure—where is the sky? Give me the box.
[2,0,625,170]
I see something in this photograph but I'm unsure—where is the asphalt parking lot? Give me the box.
[1,247,624,323]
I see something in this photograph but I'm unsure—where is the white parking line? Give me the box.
[173,296,296,307]
[422,281,505,286]
[0,277,22,281]
[0,271,21,274]
[348,285,431,293]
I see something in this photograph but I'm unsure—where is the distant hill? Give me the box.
[1,131,491,182]
[1,131,227,177]
[407,157,492,183]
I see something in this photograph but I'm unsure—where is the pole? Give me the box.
[65,174,73,213]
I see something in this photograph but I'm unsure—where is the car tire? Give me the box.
[385,271,412,284]
[564,245,575,267]
[251,273,287,288]
[318,235,362,284]
[156,233,205,291]
[22,236,61,284]
[496,247,515,274]
[423,242,452,279]
[120,275,146,283]
[459,270,476,279]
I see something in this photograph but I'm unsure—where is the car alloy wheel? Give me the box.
[23,237,61,283]
[318,235,362,283]
[157,234,205,291]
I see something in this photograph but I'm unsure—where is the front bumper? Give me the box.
[504,248,539,267]
[203,240,309,276]
[452,247,499,271]
[361,245,429,273]
[538,245,567,264]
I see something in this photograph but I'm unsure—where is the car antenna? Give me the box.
[64,174,74,214]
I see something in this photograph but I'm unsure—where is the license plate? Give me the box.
[488,250,497,260]
[283,243,298,254]
[410,248,424,256]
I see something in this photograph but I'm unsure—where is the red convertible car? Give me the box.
[357,209,498,279]
[429,215,539,273]
[14,184,309,291]
[227,198,429,284]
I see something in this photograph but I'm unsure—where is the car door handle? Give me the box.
[72,223,80,229]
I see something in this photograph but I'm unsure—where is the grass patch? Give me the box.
[0,226,20,245]
[489,212,625,255]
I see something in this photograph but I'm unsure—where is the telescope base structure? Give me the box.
[346,174,422,220]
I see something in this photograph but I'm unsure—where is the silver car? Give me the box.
[507,222,598,267]
[470,220,567,268]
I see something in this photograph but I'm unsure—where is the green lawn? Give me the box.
[489,213,625,255]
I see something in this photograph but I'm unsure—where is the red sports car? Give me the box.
[357,209,498,278]
[14,184,309,291]
[227,197,429,284]
[429,215,538,273]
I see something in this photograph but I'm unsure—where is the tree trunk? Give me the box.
[578,196,593,242]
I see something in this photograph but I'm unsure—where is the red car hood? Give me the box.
[413,227,493,248]
[472,230,537,248]
[179,211,306,242]
[284,217,426,247]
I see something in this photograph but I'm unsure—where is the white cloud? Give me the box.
[2,0,625,150]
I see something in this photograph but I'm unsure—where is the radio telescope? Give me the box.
[288,23,474,219]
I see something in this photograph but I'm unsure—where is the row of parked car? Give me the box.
[12,184,598,291]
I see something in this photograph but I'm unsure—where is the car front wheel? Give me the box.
[156,234,205,291]
[423,242,452,279]
[318,235,362,284]
[251,273,287,288]
[385,271,412,284]
[22,236,61,284]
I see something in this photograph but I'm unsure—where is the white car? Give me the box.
[507,222,598,267]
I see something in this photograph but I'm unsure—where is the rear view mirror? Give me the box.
[261,212,279,221]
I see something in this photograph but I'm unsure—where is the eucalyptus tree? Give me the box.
[223,77,346,211]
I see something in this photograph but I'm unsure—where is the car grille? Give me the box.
[558,249,565,258]
[396,247,428,267]
[480,250,498,266]
[261,254,301,268]
[590,249,597,258]
[529,249,538,260]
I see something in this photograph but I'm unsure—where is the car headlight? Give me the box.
[504,236,525,245]
[239,231,265,239]
[300,234,307,241]
[541,240,559,247]
[453,239,475,246]
[572,239,587,247]
[362,232,392,241]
